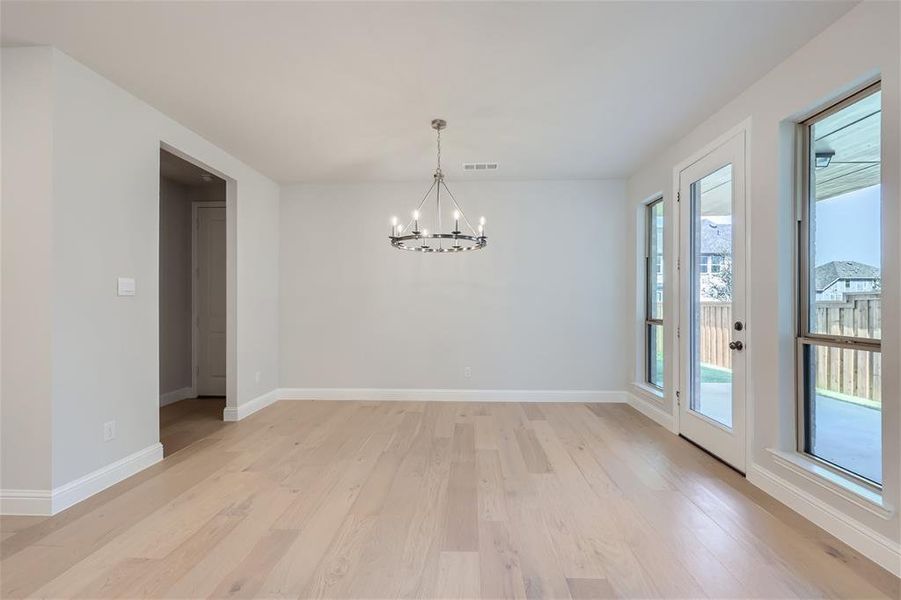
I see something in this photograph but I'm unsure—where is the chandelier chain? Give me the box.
[436,127,442,175]
[435,125,442,248]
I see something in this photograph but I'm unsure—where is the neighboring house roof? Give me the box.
[699,219,732,254]
[815,260,880,292]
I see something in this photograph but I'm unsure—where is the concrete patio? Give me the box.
[697,380,881,483]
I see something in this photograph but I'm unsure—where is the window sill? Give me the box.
[766,448,893,520]
[630,382,665,404]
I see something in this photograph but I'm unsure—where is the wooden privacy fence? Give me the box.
[814,295,881,402]
[699,295,881,401]
[699,302,733,370]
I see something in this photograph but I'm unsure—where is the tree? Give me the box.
[701,254,732,302]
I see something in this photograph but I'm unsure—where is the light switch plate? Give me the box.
[117,277,136,296]
[103,420,116,442]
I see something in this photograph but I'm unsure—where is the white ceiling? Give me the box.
[1,1,855,183]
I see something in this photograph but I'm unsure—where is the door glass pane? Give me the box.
[648,201,664,320]
[690,164,733,428]
[647,323,663,389]
[803,342,882,484]
[807,91,881,339]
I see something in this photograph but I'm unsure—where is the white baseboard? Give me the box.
[223,388,280,422]
[0,489,52,516]
[1,443,163,516]
[51,443,164,515]
[626,391,677,433]
[221,388,627,422]
[747,463,901,577]
[159,385,195,407]
[278,388,626,403]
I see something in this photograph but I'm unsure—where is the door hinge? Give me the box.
[676,326,680,339]
[676,390,681,406]
[676,191,681,202]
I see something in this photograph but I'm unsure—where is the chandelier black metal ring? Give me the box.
[389,119,487,253]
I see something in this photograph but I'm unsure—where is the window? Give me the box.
[798,83,882,486]
[645,198,664,389]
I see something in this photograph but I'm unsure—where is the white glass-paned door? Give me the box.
[678,130,747,472]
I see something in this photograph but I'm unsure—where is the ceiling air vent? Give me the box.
[462,162,499,172]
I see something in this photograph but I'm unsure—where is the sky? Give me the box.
[813,184,881,269]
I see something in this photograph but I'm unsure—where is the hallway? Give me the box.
[160,398,226,457]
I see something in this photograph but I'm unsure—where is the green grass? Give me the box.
[816,388,881,410]
[656,352,879,410]
[700,364,732,383]
[653,355,733,385]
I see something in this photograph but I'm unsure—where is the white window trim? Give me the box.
[767,448,893,519]
[795,81,884,491]
[643,195,664,391]
[632,380,665,404]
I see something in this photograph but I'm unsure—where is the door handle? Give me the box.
[729,341,744,351]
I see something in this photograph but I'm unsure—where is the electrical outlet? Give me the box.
[255,371,261,384]
[103,420,116,442]
[464,366,472,378]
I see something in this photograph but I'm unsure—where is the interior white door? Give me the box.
[678,130,747,472]
[195,204,226,396]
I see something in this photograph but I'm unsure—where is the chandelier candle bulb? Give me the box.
[391,216,398,237]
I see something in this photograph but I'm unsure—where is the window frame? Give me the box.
[645,196,664,390]
[796,81,882,490]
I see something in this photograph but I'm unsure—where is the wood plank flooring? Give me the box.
[1,401,898,599]
[159,397,227,457]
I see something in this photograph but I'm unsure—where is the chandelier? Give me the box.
[389,119,487,252]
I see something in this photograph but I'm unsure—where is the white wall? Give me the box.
[626,0,899,556]
[0,47,54,494]
[1,47,280,495]
[159,177,193,399]
[280,180,629,394]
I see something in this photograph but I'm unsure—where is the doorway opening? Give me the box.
[159,148,227,456]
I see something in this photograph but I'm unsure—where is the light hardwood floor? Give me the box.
[159,397,227,457]
[1,401,898,599]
